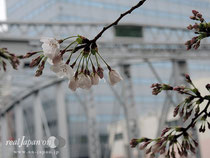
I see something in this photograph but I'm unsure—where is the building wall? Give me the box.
[6,0,210,27]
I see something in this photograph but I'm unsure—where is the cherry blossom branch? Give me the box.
[130,74,210,158]
[66,0,147,52]
[21,0,147,91]
[129,11,210,158]
[0,48,20,71]
[1,0,147,73]
[185,10,210,50]
[175,100,210,139]
[90,0,147,43]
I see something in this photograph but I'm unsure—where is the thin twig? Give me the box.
[90,0,147,42]
[27,1,147,73]
[68,0,147,52]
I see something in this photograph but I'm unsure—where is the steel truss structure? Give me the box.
[0,21,210,158]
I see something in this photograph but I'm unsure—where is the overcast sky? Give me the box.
[0,0,6,20]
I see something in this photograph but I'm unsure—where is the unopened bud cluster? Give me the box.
[131,74,210,158]
[185,10,210,50]
[0,48,20,71]
[131,127,198,158]
[151,83,173,95]
[25,35,123,91]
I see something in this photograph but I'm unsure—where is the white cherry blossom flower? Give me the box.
[68,77,78,91]
[40,37,61,64]
[50,62,74,79]
[91,73,100,85]
[109,69,123,85]
[78,73,92,90]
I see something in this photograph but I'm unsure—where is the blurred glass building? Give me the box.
[6,0,210,26]
[1,0,210,158]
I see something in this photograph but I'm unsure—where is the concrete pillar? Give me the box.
[120,64,140,158]
[15,104,25,158]
[86,90,101,158]
[1,115,8,158]
[56,83,70,158]
[34,92,44,158]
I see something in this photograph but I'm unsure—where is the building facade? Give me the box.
[6,0,210,27]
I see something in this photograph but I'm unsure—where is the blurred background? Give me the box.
[0,0,210,158]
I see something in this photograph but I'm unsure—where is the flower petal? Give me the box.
[91,73,100,85]
[78,74,92,89]
[50,63,74,79]
[109,69,123,85]
[68,78,78,91]
[40,37,60,60]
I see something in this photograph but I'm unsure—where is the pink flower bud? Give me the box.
[185,74,191,82]
[193,23,199,29]
[130,139,140,148]
[173,105,180,117]
[206,84,210,91]
[190,16,196,20]
[200,18,204,22]
[151,143,160,153]
[68,77,78,91]
[139,141,150,150]
[187,25,193,30]
[2,61,6,71]
[159,146,166,155]
[185,40,191,46]
[193,41,200,50]
[187,45,192,50]
[91,73,100,85]
[179,107,184,117]
[197,13,202,18]
[78,73,92,90]
[191,37,197,45]
[97,66,104,79]
[35,59,46,77]
[152,88,161,95]
[25,51,39,58]
[161,127,171,137]
[190,144,196,154]
[192,139,198,147]
[109,69,123,85]
[192,10,199,16]
[30,56,42,67]
[146,146,152,154]
[70,61,76,69]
